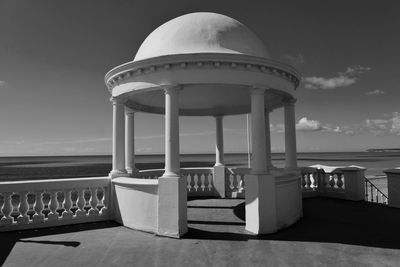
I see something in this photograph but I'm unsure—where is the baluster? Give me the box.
[238,174,245,193]
[229,174,234,190]
[328,175,335,188]
[189,174,195,192]
[76,188,87,217]
[62,190,73,219]
[336,174,344,189]
[89,187,99,216]
[32,191,45,223]
[208,174,214,191]
[17,191,30,224]
[1,192,14,225]
[203,173,210,192]
[365,180,368,201]
[186,174,190,191]
[48,191,59,221]
[306,173,313,188]
[376,191,379,203]
[232,174,239,191]
[193,174,198,191]
[100,187,109,216]
[311,173,318,189]
[196,174,203,192]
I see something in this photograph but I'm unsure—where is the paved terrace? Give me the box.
[1,198,400,267]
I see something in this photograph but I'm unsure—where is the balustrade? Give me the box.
[183,168,214,197]
[225,168,247,198]
[0,177,110,232]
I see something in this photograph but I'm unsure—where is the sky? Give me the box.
[0,0,399,156]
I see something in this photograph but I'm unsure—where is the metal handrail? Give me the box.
[365,177,388,204]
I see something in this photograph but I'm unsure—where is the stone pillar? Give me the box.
[158,85,187,238]
[110,97,127,178]
[250,89,267,174]
[125,107,139,176]
[162,86,181,178]
[284,98,297,170]
[213,115,226,198]
[245,87,277,234]
[265,109,273,170]
[215,115,224,167]
[384,168,400,208]
[342,167,366,201]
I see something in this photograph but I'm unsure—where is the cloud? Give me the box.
[304,76,357,90]
[338,66,371,76]
[366,89,385,96]
[365,112,400,136]
[304,65,371,90]
[296,117,322,131]
[282,54,305,66]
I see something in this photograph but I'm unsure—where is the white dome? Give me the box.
[133,12,270,61]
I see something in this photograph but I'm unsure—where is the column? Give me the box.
[158,85,187,238]
[215,115,224,166]
[125,107,138,176]
[213,115,226,198]
[245,86,277,234]
[265,109,273,170]
[162,86,181,178]
[110,97,127,178]
[284,98,297,170]
[250,88,267,174]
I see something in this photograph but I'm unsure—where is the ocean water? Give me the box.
[0,152,399,181]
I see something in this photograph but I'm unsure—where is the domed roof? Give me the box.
[133,12,270,62]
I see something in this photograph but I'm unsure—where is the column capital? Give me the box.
[250,86,266,96]
[162,84,182,95]
[125,106,135,115]
[283,98,297,106]
[110,97,127,105]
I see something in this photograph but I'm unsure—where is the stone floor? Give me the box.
[2,198,400,266]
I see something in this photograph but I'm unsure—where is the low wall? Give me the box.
[113,177,158,233]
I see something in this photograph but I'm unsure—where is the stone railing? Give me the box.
[301,165,345,199]
[0,177,111,232]
[300,165,368,201]
[225,168,249,198]
[138,168,215,197]
[182,168,214,197]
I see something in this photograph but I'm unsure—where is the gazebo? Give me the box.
[104,12,301,238]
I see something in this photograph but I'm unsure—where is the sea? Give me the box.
[1,152,399,194]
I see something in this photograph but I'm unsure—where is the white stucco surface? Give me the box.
[134,12,270,62]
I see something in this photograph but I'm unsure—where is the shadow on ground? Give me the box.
[2,198,400,265]
[184,198,400,250]
[0,221,119,266]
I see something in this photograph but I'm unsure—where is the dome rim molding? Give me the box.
[105,53,301,92]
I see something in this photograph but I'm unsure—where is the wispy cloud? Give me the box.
[281,53,305,66]
[271,117,358,136]
[304,65,371,90]
[366,89,385,96]
[365,112,400,136]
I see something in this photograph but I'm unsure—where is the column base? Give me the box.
[245,173,277,234]
[109,169,129,179]
[126,167,140,177]
[157,176,188,238]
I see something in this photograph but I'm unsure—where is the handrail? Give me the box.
[365,177,388,204]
